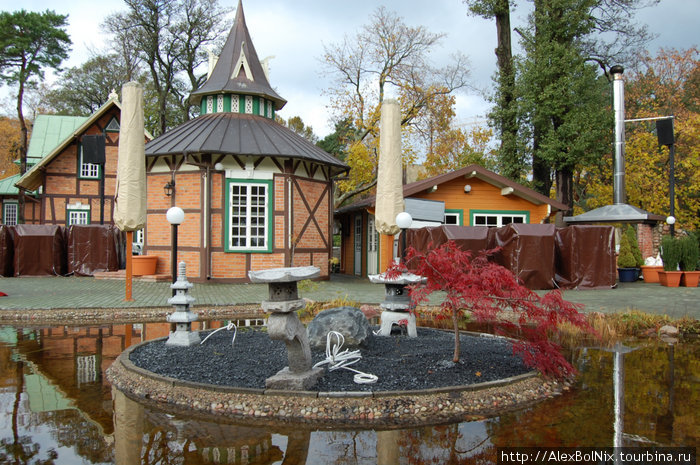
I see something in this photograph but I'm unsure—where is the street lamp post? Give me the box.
[166,206,185,295]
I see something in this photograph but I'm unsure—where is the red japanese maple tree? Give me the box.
[387,241,593,379]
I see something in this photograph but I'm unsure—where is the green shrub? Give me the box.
[625,226,643,267]
[660,235,681,271]
[617,232,637,268]
[679,233,699,271]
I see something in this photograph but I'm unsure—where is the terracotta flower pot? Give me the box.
[131,255,158,276]
[658,270,683,287]
[641,265,663,283]
[681,271,700,287]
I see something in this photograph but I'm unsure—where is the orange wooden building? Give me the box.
[335,164,569,277]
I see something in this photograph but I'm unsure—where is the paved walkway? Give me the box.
[0,274,697,319]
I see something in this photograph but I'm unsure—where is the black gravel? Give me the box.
[129,327,529,392]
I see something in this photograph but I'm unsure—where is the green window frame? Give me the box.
[470,209,529,227]
[3,202,18,226]
[444,209,463,225]
[67,208,91,225]
[225,179,273,253]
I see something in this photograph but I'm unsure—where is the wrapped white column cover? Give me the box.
[113,82,146,231]
[374,99,404,235]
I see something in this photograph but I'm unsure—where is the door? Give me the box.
[354,214,363,276]
[367,215,378,275]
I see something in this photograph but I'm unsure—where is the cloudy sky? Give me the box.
[5,0,699,137]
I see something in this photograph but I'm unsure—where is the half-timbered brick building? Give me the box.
[143,1,348,282]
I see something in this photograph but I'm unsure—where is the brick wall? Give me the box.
[146,165,332,281]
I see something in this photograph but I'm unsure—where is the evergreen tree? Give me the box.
[0,9,71,222]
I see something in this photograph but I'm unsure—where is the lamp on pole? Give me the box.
[166,206,185,294]
[395,211,412,263]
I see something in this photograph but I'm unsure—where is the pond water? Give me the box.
[0,321,697,464]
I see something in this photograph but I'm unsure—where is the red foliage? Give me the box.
[386,241,593,379]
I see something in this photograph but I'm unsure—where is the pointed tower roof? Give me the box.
[191,0,286,110]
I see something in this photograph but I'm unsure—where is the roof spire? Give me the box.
[191,0,286,110]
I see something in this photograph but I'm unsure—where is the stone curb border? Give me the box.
[107,336,565,428]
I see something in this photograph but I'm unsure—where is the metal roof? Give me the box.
[190,0,286,110]
[26,115,87,165]
[563,203,665,224]
[145,112,349,174]
[16,97,153,192]
[0,174,21,195]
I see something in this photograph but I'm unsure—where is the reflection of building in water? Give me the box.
[114,387,287,464]
[10,320,224,438]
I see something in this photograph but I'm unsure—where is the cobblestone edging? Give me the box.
[0,305,263,325]
[107,338,566,428]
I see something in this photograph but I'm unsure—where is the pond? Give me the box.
[0,321,697,464]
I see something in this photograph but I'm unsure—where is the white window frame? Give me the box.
[79,145,100,179]
[68,210,90,225]
[3,202,18,226]
[226,179,272,252]
[444,212,462,225]
[472,212,527,228]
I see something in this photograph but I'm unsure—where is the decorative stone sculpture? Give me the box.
[248,266,323,390]
[307,306,373,349]
[166,262,199,346]
[369,272,425,338]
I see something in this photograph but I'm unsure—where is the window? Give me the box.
[3,202,17,226]
[226,180,272,252]
[444,209,463,225]
[67,209,90,225]
[472,211,527,228]
[105,117,120,132]
[79,145,100,179]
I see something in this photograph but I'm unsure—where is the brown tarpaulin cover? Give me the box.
[12,224,66,276]
[67,225,121,276]
[407,224,616,290]
[491,224,557,289]
[408,226,490,256]
[555,225,616,289]
[0,225,13,277]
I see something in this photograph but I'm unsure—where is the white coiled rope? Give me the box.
[200,322,237,347]
[312,331,378,384]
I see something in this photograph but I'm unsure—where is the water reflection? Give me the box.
[0,323,698,464]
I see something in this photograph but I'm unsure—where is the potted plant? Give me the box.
[329,257,340,273]
[616,232,638,283]
[679,232,699,287]
[658,235,683,287]
[626,226,643,279]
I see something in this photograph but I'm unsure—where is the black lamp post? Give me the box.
[166,206,185,295]
[656,117,675,236]
[395,211,412,264]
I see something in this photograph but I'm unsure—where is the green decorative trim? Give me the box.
[66,208,91,225]
[444,208,464,225]
[253,96,260,116]
[198,93,275,118]
[469,209,529,226]
[224,179,273,253]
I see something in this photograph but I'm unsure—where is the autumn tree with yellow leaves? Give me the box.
[322,7,471,207]
[579,48,700,230]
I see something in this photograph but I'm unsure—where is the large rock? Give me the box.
[307,306,373,349]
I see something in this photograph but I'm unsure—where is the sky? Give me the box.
[2,0,699,137]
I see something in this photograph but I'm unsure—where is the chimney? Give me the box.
[611,65,625,205]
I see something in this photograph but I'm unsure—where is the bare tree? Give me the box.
[323,7,471,206]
